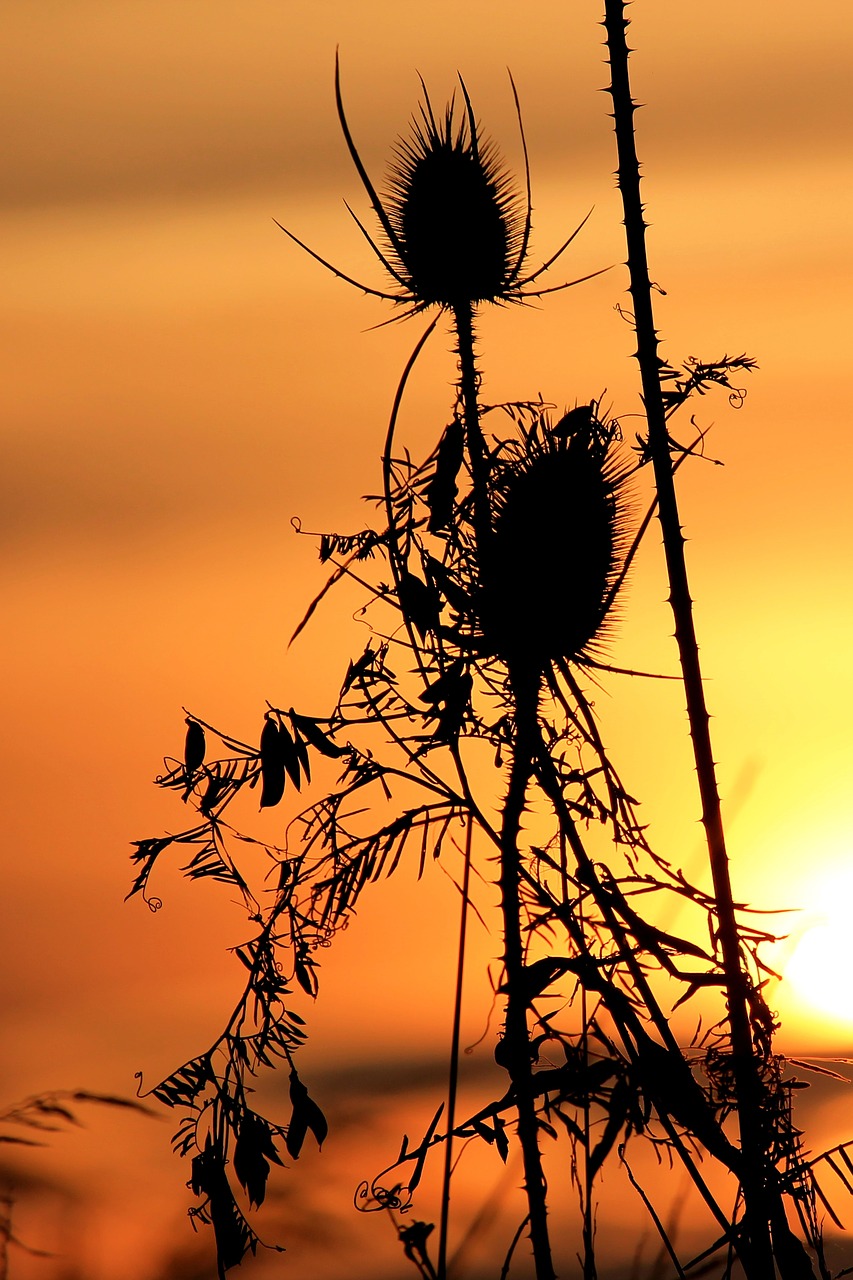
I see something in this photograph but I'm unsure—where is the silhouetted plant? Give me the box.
[602,5,833,1278]
[127,25,852,1280]
[0,1090,155,1277]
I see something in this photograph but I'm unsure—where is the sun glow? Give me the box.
[780,869,853,1030]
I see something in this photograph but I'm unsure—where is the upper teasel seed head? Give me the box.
[383,93,526,308]
[477,407,633,669]
[275,59,601,320]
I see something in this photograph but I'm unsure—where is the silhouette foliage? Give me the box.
[128,20,852,1280]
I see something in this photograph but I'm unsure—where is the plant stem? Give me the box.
[453,305,492,561]
[453,301,556,1280]
[601,4,775,1275]
[578,891,597,1280]
[437,816,473,1280]
[502,664,557,1280]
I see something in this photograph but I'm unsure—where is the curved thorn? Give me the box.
[457,74,480,164]
[515,207,595,287]
[343,201,412,290]
[516,264,612,299]
[335,52,407,264]
[273,218,401,301]
[363,301,435,331]
[580,656,680,680]
[507,69,533,281]
[416,72,440,138]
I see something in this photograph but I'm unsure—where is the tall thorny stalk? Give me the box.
[603,5,819,1277]
[124,27,852,1280]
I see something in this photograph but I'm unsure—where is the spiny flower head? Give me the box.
[275,58,600,319]
[477,406,633,669]
[382,92,526,308]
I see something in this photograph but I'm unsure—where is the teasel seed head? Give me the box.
[383,93,525,308]
[477,408,633,669]
[270,59,602,321]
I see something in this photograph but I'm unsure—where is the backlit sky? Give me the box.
[2,2,853,1276]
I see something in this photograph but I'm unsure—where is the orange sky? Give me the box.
[3,2,853,1276]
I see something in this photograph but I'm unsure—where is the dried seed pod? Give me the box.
[427,418,465,532]
[183,718,205,778]
[419,659,472,739]
[259,717,286,809]
[289,722,311,786]
[478,411,632,668]
[286,1070,328,1159]
[233,1112,282,1209]
[290,711,347,759]
[278,722,303,790]
[398,571,441,640]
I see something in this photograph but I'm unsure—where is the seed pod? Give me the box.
[420,659,472,739]
[259,717,286,809]
[290,722,311,785]
[426,554,474,618]
[286,1069,328,1159]
[398,571,441,639]
[233,1112,282,1209]
[184,718,205,778]
[427,419,465,532]
[290,711,347,759]
[278,722,302,790]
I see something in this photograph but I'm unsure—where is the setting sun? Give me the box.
[780,869,853,1024]
[786,921,853,1024]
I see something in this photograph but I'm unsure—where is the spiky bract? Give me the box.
[477,410,632,669]
[385,99,525,308]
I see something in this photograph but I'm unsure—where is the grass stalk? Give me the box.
[437,815,473,1280]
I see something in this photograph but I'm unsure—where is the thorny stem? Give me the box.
[453,304,493,562]
[602,5,790,1278]
[502,665,557,1280]
[515,858,738,1245]
[525,737,753,1246]
[453,299,556,1280]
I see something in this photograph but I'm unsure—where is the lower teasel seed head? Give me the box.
[477,408,632,668]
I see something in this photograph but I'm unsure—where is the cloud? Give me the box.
[5,1,849,211]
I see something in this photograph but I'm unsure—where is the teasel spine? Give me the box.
[602,5,786,1278]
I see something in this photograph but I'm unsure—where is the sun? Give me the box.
[779,869,853,1029]
[785,922,853,1024]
